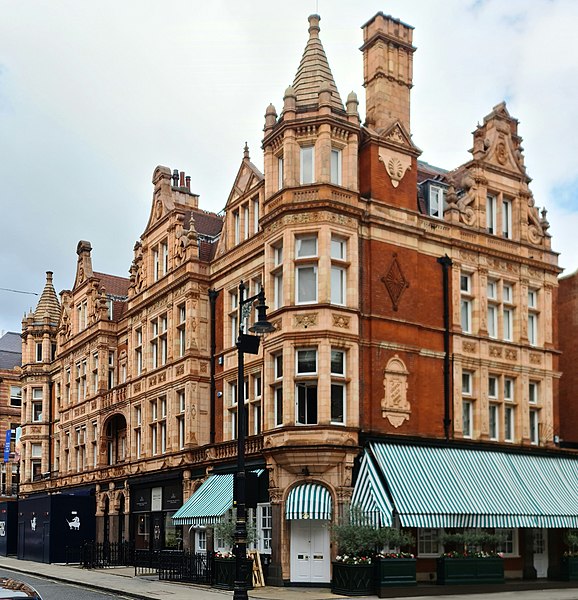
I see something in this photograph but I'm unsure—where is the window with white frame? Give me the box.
[35,342,43,363]
[428,184,446,218]
[272,241,284,310]
[300,145,314,184]
[295,234,318,304]
[107,298,114,320]
[330,235,347,306]
[529,409,539,445]
[504,378,514,403]
[65,367,71,404]
[503,288,514,342]
[153,240,168,281]
[296,349,317,425]
[489,404,499,440]
[504,405,515,442]
[107,351,115,389]
[177,303,186,357]
[529,381,539,405]
[462,400,473,438]
[230,291,239,347]
[502,199,513,239]
[252,373,262,435]
[233,210,240,245]
[418,528,441,556]
[32,387,43,422]
[462,371,473,396]
[528,289,539,346]
[135,327,143,375]
[258,504,272,553]
[77,300,87,332]
[496,528,517,555]
[253,197,260,233]
[330,148,342,185]
[488,375,498,400]
[196,529,207,553]
[460,272,473,333]
[486,194,497,234]
[278,156,284,191]
[9,386,21,408]
[229,381,238,440]
[92,352,99,394]
[176,390,185,450]
[487,280,498,338]
[243,204,250,241]
[273,353,283,427]
[134,405,142,459]
[151,314,168,369]
[330,349,346,425]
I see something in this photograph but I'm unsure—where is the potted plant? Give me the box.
[437,531,505,585]
[560,531,578,581]
[212,516,256,590]
[331,507,377,596]
[373,528,416,596]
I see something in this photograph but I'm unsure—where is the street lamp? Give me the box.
[233,281,274,600]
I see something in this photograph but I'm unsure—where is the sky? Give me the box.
[1,0,577,335]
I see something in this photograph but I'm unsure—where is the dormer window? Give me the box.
[423,182,446,219]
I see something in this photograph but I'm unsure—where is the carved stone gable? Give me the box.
[381,254,409,311]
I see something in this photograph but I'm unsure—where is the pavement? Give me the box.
[2,556,578,600]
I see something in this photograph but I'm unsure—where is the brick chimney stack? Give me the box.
[361,12,415,134]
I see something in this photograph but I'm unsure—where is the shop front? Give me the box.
[352,441,578,581]
[131,479,183,551]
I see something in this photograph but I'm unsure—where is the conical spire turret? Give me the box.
[33,271,61,324]
[292,15,344,113]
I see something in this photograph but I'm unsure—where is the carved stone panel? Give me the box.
[381,355,410,427]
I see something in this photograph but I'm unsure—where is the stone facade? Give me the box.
[17,10,563,583]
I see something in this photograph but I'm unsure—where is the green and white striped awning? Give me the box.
[172,473,234,526]
[351,452,394,527]
[286,483,332,520]
[370,442,578,529]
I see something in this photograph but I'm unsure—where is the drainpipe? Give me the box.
[208,289,219,445]
[437,255,453,440]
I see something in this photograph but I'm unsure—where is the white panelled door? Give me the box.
[290,520,330,583]
[533,528,548,578]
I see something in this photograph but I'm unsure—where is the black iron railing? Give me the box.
[158,550,214,583]
[66,541,135,568]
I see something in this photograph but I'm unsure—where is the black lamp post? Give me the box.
[233,281,274,600]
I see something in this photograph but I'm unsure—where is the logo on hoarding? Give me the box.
[0,521,5,536]
[31,517,37,531]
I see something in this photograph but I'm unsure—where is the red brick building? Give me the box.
[17,10,576,584]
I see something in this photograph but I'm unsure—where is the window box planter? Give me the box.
[436,556,504,585]
[374,557,417,595]
[559,556,578,581]
[213,557,253,590]
[331,561,374,596]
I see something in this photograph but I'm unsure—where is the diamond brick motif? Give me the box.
[382,255,409,311]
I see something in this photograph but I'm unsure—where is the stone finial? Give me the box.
[264,103,278,131]
[308,14,320,38]
[243,142,250,160]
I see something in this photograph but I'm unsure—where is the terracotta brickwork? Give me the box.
[559,270,578,444]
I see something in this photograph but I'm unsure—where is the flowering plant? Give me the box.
[335,555,372,565]
[214,550,235,559]
[376,551,415,559]
[442,550,503,559]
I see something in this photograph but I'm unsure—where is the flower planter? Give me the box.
[437,556,504,585]
[331,561,374,596]
[559,556,578,581]
[213,557,253,590]
[374,557,417,595]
